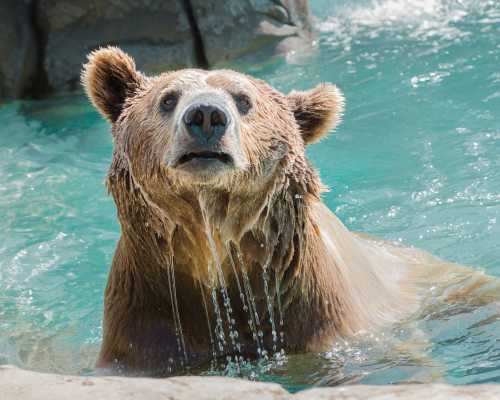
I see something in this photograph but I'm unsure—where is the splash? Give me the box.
[317,0,500,44]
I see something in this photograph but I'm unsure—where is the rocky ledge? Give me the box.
[2,365,500,400]
[0,0,311,100]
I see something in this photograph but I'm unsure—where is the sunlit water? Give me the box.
[1,0,500,392]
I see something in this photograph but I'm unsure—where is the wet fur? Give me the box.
[82,47,496,375]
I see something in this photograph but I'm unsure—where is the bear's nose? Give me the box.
[183,104,228,142]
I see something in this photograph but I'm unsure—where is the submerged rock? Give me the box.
[2,365,500,400]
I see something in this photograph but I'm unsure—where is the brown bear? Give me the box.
[82,47,494,376]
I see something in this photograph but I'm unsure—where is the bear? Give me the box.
[82,47,495,376]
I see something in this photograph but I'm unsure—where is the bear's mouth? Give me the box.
[176,151,234,166]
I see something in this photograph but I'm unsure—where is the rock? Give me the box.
[0,365,289,400]
[2,365,500,400]
[0,0,312,98]
[0,0,38,99]
[35,0,197,92]
[294,384,500,400]
[189,0,312,66]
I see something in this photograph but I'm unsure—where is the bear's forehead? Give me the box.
[156,69,259,94]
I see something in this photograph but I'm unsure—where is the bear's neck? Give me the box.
[102,166,348,372]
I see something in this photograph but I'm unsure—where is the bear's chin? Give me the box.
[172,159,236,184]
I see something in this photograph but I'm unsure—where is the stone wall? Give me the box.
[2,365,500,400]
[0,1,38,99]
[0,0,311,99]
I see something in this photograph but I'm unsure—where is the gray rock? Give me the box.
[0,0,38,99]
[0,0,312,98]
[36,0,197,92]
[189,0,312,66]
[2,365,500,400]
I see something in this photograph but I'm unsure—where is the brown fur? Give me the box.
[81,47,495,376]
[288,84,345,144]
[82,47,145,123]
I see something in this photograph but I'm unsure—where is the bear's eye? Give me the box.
[234,94,252,115]
[161,92,179,112]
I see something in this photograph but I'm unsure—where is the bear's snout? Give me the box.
[183,103,229,143]
[164,91,248,176]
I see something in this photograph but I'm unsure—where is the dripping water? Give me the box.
[210,278,227,353]
[263,191,286,353]
[198,276,217,364]
[275,271,285,348]
[166,254,188,367]
[199,196,242,367]
[233,246,264,357]
[227,243,262,354]
[261,255,278,354]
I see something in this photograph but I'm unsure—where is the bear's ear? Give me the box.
[81,46,144,123]
[287,83,345,145]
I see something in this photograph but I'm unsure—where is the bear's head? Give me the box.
[82,47,344,200]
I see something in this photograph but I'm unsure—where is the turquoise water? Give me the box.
[1,0,500,391]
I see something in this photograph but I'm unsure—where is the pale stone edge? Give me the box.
[1,365,500,400]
